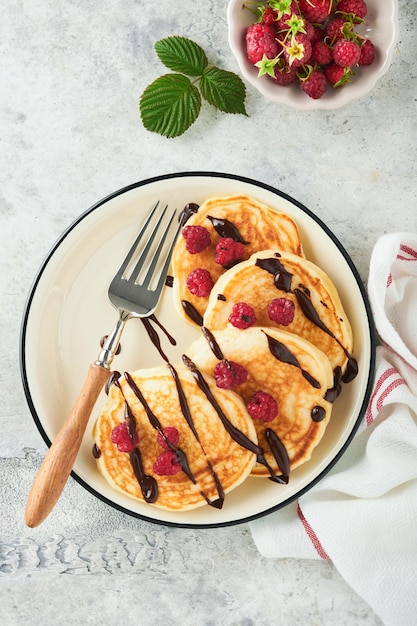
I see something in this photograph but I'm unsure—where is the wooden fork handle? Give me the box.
[25,363,110,528]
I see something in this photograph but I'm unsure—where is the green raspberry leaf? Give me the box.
[139,74,201,138]
[200,67,247,115]
[154,36,208,76]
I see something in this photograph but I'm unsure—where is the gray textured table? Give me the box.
[1,1,415,624]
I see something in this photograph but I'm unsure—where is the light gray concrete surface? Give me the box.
[1,0,415,624]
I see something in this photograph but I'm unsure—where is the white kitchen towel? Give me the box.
[249,233,417,626]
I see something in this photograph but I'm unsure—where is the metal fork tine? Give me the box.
[141,208,177,288]
[114,200,160,279]
[153,217,183,295]
[127,205,168,284]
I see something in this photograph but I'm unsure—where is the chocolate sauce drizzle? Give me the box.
[92,443,101,458]
[256,257,293,292]
[265,429,289,482]
[263,330,321,389]
[105,370,121,395]
[124,371,196,484]
[311,406,326,422]
[324,366,342,403]
[127,313,226,507]
[140,315,175,363]
[181,300,204,326]
[114,379,158,503]
[262,330,327,422]
[204,460,225,509]
[180,301,224,362]
[165,362,225,508]
[166,362,202,445]
[201,326,224,360]
[206,215,249,244]
[178,301,291,480]
[180,202,200,224]
[255,256,358,384]
[294,288,358,384]
[130,446,158,503]
[182,354,287,484]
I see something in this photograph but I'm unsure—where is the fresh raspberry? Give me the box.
[333,38,361,67]
[247,391,278,422]
[311,40,333,65]
[182,225,211,254]
[261,5,279,25]
[302,19,316,41]
[228,302,257,329]
[323,17,347,43]
[111,422,138,453]
[299,68,327,99]
[270,62,298,86]
[324,63,353,86]
[310,25,324,44]
[336,0,367,19]
[302,20,316,41]
[214,360,248,389]
[298,0,333,24]
[267,297,295,325]
[358,38,375,66]
[153,450,181,476]
[214,237,245,267]
[186,268,214,297]
[283,33,312,68]
[246,23,280,65]
[157,426,180,451]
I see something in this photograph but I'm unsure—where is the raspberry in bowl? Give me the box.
[227,0,398,109]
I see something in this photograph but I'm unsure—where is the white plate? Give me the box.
[20,172,375,527]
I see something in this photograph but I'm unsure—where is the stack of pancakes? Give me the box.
[92,194,355,511]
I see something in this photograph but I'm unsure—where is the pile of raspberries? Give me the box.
[245,0,375,100]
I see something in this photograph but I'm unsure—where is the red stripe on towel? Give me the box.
[399,244,417,259]
[388,245,416,285]
[365,367,406,425]
[376,378,407,412]
[297,503,329,560]
[365,367,397,426]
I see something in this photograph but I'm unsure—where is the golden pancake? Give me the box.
[92,364,257,511]
[186,326,334,478]
[203,249,355,379]
[172,195,304,326]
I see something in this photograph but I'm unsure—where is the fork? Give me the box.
[25,201,182,527]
